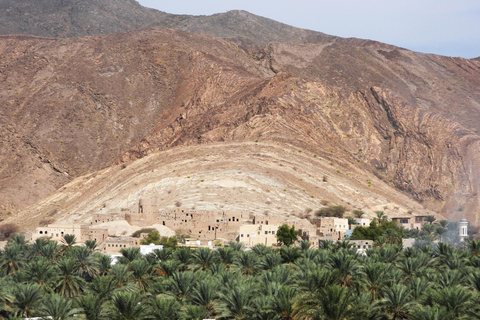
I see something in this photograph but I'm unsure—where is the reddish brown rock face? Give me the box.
[0,4,480,227]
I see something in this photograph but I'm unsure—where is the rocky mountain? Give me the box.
[0,0,333,50]
[0,0,170,37]
[0,1,480,229]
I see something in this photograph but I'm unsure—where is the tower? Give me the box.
[459,218,468,242]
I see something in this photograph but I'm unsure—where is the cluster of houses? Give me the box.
[30,198,467,253]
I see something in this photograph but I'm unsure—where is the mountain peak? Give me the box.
[0,0,334,49]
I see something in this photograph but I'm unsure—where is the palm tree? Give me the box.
[293,257,317,275]
[319,240,334,250]
[328,250,362,288]
[468,240,480,256]
[110,264,131,289]
[167,271,197,302]
[408,277,432,300]
[250,295,274,320]
[11,283,43,318]
[298,268,340,295]
[160,259,182,277]
[118,247,142,265]
[468,270,480,291]
[54,257,85,297]
[268,286,299,320]
[39,241,60,260]
[299,240,311,251]
[259,252,283,271]
[173,247,192,268]
[362,261,388,301]
[434,226,447,242]
[334,240,354,250]
[0,284,13,317]
[353,210,365,218]
[367,244,400,263]
[105,291,150,320]
[371,284,416,320]
[376,211,387,222]
[313,249,331,264]
[0,243,25,275]
[397,254,432,280]
[190,247,218,271]
[27,237,52,258]
[128,258,153,293]
[216,247,236,267]
[152,247,173,261]
[260,266,293,289]
[23,256,57,291]
[8,234,27,248]
[251,244,273,256]
[38,293,80,320]
[410,305,452,320]
[300,248,320,261]
[422,224,436,237]
[189,279,219,317]
[296,285,354,320]
[98,254,113,275]
[434,242,453,260]
[443,251,467,270]
[60,234,77,249]
[72,246,100,280]
[228,242,245,251]
[180,304,208,320]
[85,239,98,251]
[217,281,254,319]
[436,269,464,289]
[88,275,118,302]
[76,293,104,320]
[149,296,181,320]
[438,220,449,228]
[424,285,477,318]
[425,215,436,224]
[233,251,259,275]
[280,246,300,264]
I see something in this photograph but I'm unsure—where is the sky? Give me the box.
[137,0,480,59]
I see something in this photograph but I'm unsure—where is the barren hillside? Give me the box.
[14,142,435,232]
[0,5,479,229]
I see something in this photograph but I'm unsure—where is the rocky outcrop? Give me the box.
[0,21,480,225]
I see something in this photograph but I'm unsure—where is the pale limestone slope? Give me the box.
[14,142,434,232]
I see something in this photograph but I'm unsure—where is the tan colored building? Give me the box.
[91,212,125,225]
[237,224,279,247]
[252,214,282,226]
[103,236,140,254]
[350,239,373,251]
[32,224,108,244]
[121,200,251,241]
[391,216,427,230]
[298,228,323,247]
[81,227,108,243]
[308,217,349,240]
[32,224,84,242]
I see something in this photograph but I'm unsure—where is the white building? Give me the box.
[140,243,164,255]
[354,218,372,227]
[459,218,468,241]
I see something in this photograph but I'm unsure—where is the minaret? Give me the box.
[459,218,468,242]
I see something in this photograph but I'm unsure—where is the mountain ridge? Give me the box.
[0,0,337,51]
[0,1,480,229]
